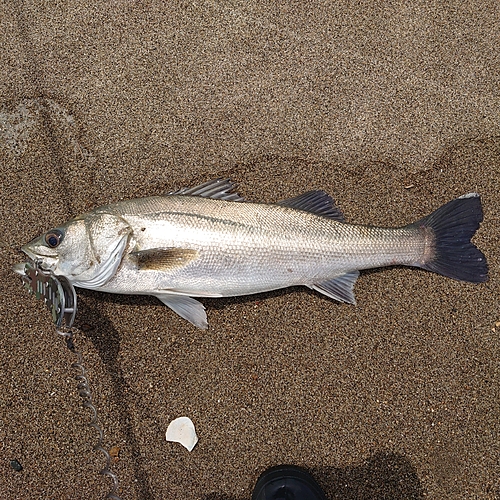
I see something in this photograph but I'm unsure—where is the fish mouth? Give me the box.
[20,245,58,272]
[21,243,55,259]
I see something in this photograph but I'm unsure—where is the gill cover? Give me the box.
[72,211,132,289]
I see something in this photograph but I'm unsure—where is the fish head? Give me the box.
[21,219,88,277]
[20,211,132,288]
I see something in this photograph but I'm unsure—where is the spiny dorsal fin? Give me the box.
[130,248,198,271]
[169,178,245,201]
[278,190,345,221]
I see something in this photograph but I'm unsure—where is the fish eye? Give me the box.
[44,229,64,248]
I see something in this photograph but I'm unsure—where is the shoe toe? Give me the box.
[252,465,327,500]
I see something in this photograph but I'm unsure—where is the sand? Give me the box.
[1,1,499,499]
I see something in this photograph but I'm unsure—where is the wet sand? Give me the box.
[1,2,499,499]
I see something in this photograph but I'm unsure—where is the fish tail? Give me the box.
[410,193,488,283]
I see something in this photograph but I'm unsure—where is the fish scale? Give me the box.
[106,199,419,291]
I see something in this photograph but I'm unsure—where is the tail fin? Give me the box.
[412,193,488,283]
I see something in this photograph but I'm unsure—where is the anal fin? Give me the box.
[155,293,208,329]
[309,271,359,304]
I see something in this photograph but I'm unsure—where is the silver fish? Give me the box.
[15,179,488,328]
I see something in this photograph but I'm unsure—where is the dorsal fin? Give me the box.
[169,178,245,201]
[278,190,345,221]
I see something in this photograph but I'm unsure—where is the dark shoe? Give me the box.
[252,465,327,500]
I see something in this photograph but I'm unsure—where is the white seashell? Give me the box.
[166,417,198,451]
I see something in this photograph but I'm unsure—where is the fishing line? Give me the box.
[57,326,122,500]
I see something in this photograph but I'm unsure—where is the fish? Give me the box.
[15,179,488,329]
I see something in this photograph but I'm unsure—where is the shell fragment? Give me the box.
[166,417,198,451]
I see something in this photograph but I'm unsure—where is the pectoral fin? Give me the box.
[155,293,208,329]
[309,271,359,304]
[130,248,198,271]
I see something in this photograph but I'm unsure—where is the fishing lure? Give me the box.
[19,259,77,328]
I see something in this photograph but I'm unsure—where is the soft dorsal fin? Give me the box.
[278,190,345,221]
[169,178,245,201]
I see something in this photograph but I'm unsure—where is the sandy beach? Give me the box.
[1,2,499,498]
